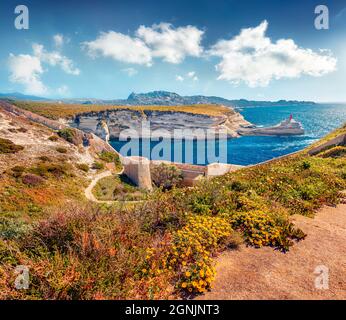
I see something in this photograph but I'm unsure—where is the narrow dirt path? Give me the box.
[84,170,114,204]
[84,168,144,205]
[198,203,346,300]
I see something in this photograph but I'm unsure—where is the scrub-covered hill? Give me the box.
[1,101,345,299]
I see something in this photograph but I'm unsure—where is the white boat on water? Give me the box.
[238,115,305,136]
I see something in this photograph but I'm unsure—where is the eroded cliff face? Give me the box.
[70,108,252,140]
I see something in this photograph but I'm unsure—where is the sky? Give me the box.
[0,0,346,102]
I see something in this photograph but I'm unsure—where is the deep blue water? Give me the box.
[110,104,346,166]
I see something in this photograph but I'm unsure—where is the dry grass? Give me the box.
[1,105,345,300]
[13,101,233,120]
[306,123,346,151]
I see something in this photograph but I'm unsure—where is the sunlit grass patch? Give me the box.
[92,175,147,201]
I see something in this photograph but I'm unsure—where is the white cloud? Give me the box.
[83,31,152,66]
[8,53,47,95]
[187,71,198,81]
[53,34,64,48]
[209,20,337,87]
[8,42,79,95]
[176,71,198,82]
[136,23,204,64]
[83,23,204,66]
[57,85,69,95]
[33,43,80,75]
[122,67,138,77]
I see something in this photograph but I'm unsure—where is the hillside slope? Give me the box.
[1,102,345,300]
[198,202,346,300]
[0,105,120,220]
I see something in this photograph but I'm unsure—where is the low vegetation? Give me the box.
[13,101,233,120]
[98,151,122,171]
[76,163,90,172]
[0,159,85,217]
[151,163,183,190]
[48,135,59,142]
[1,123,345,299]
[57,128,83,146]
[92,161,104,170]
[22,174,45,186]
[317,146,346,158]
[0,138,24,154]
[92,175,147,201]
[56,147,68,154]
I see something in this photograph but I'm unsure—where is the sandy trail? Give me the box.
[84,170,114,204]
[84,168,144,205]
[198,203,346,300]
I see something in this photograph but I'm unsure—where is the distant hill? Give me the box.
[123,91,316,107]
[1,90,316,107]
[0,92,49,101]
[65,91,316,108]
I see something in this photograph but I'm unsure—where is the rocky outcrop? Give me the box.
[237,116,304,136]
[308,133,346,156]
[70,108,252,139]
[0,100,66,130]
[0,100,118,158]
[95,120,110,142]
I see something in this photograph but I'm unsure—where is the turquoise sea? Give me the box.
[110,103,346,166]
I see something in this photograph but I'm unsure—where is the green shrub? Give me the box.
[301,160,311,170]
[341,171,346,180]
[57,128,82,145]
[76,163,89,172]
[10,166,25,178]
[29,163,72,179]
[22,174,45,186]
[17,127,28,133]
[142,215,233,294]
[230,180,247,192]
[229,210,306,251]
[0,138,24,154]
[92,175,146,201]
[0,218,32,240]
[151,163,183,190]
[99,151,122,169]
[48,135,59,142]
[56,147,68,154]
[99,151,116,163]
[318,146,346,158]
[57,128,75,143]
[38,156,51,162]
[92,162,104,170]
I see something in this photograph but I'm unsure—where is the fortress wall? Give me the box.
[206,163,243,177]
[308,134,346,155]
[125,158,249,188]
[150,160,207,186]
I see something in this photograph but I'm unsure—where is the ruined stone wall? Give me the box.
[206,163,243,177]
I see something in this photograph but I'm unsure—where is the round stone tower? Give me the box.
[123,156,153,191]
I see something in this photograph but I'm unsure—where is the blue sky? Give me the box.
[0,0,346,102]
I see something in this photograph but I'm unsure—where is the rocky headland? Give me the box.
[69,107,252,140]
